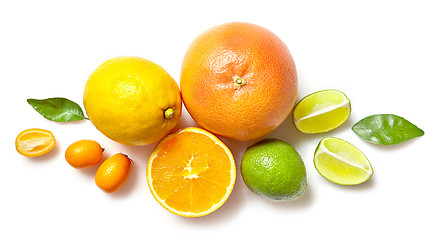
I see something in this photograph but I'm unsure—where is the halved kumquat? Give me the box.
[15,128,56,157]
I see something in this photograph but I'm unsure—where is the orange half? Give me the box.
[146,127,236,217]
[15,128,56,157]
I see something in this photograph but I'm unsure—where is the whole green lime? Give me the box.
[241,138,307,201]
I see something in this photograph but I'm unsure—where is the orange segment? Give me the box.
[147,127,236,217]
[15,128,56,157]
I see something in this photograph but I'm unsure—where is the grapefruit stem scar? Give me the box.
[233,75,247,89]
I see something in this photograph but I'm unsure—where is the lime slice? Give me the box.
[292,90,351,133]
[314,137,373,185]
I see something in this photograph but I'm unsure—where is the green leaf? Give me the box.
[352,114,424,145]
[27,97,88,122]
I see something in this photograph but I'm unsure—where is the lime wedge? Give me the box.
[292,90,351,133]
[314,137,373,185]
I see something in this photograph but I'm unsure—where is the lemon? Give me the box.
[241,139,307,201]
[292,89,351,133]
[83,57,182,146]
[314,137,373,185]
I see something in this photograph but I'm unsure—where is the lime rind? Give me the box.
[314,137,373,185]
[292,89,351,134]
[241,138,307,202]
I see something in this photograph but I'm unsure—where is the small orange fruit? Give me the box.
[95,153,132,193]
[180,22,298,141]
[15,128,56,157]
[147,127,236,217]
[65,140,103,169]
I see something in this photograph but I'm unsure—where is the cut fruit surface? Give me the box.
[146,127,236,217]
[15,128,56,157]
[293,90,351,133]
[314,137,373,185]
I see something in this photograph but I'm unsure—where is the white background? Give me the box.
[1,1,435,239]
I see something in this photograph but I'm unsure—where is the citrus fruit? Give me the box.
[314,137,373,185]
[147,127,236,217]
[83,56,182,146]
[65,140,103,169]
[292,89,351,133]
[95,153,132,193]
[15,128,56,157]
[241,138,307,201]
[180,22,298,141]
